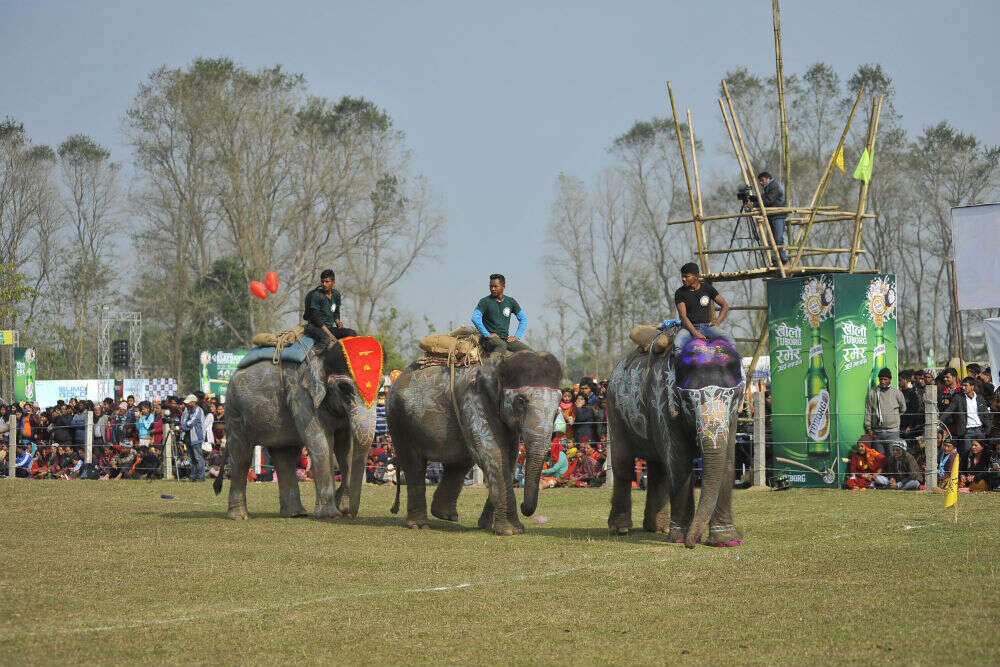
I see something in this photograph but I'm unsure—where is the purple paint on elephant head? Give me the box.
[677,338,741,389]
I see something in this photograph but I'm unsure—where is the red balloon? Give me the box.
[249,281,268,300]
[264,271,279,294]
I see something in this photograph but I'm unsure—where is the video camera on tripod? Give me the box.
[736,184,754,207]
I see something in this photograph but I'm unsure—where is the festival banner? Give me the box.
[35,379,116,408]
[767,273,897,488]
[199,350,249,402]
[833,273,898,470]
[768,276,837,488]
[13,347,36,403]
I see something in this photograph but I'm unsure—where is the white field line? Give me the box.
[4,559,644,640]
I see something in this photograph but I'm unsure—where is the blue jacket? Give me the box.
[71,413,88,444]
[181,406,205,445]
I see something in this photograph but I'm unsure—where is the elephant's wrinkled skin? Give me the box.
[387,351,561,535]
[607,338,744,548]
[213,344,376,520]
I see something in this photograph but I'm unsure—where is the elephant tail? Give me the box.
[390,465,401,514]
[213,472,224,495]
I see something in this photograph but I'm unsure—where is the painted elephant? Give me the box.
[387,351,561,535]
[606,336,744,548]
[213,343,376,520]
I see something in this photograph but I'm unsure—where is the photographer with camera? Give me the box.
[741,171,788,264]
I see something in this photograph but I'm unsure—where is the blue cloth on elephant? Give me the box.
[237,336,315,369]
[673,325,732,355]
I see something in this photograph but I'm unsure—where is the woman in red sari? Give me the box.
[846,437,886,490]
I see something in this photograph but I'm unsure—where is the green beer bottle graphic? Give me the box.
[801,279,833,458]
[804,326,831,456]
[869,327,887,388]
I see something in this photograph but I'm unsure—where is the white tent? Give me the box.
[985,318,1000,388]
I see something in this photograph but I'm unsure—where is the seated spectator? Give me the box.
[568,443,600,487]
[962,440,992,492]
[296,446,312,481]
[539,448,568,490]
[845,436,885,490]
[15,445,34,477]
[881,442,921,490]
[932,440,958,494]
[426,461,443,485]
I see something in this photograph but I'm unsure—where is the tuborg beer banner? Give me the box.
[199,350,249,402]
[767,273,897,487]
[14,347,36,403]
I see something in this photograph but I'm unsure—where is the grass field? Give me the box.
[1,480,998,666]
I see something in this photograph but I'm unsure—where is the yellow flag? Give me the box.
[944,453,959,508]
[834,146,845,174]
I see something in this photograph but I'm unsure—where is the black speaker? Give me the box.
[111,339,129,368]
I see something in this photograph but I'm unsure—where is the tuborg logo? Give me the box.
[503,307,511,317]
[699,295,709,307]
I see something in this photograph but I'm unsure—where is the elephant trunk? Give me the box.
[349,399,375,519]
[685,445,727,548]
[519,449,546,516]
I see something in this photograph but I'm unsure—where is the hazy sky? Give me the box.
[3,0,998,335]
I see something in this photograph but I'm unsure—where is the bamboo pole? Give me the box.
[666,206,850,226]
[790,85,865,268]
[667,83,705,273]
[773,0,790,204]
[723,80,786,277]
[687,108,710,274]
[728,305,768,311]
[703,246,858,256]
[719,99,750,185]
[848,96,883,272]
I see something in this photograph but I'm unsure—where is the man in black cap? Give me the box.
[943,376,992,472]
[864,367,907,456]
[672,261,730,354]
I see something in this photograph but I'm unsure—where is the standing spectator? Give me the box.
[135,403,154,447]
[180,394,206,482]
[203,403,216,452]
[863,368,907,456]
[572,395,597,444]
[937,368,961,431]
[212,403,226,448]
[71,405,88,452]
[943,377,992,472]
[375,394,388,438]
[899,370,924,452]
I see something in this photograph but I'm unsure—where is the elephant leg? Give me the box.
[271,447,307,517]
[431,461,469,522]
[394,441,429,529]
[477,445,516,535]
[477,498,495,531]
[707,445,743,546]
[288,384,341,519]
[642,460,670,534]
[607,422,634,535]
[667,454,696,543]
[225,430,252,520]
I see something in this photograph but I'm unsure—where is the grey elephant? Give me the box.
[387,351,561,535]
[606,336,744,548]
[213,342,376,520]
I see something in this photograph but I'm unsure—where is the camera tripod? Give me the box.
[721,205,769,272]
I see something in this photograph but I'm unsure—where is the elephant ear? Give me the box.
[300,353,327,409]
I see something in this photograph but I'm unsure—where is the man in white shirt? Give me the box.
[944,377,992,472]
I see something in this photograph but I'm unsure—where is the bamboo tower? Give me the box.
[664,0,884,384]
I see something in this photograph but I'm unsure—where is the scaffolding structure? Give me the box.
[664,0,884,386]
[98,307,143,379]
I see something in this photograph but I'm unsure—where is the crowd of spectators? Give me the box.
[0,392,226,481]
[846,365,1000,491]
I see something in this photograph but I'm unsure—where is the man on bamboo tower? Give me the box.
[746,171,788,264]
[472,273,530,356]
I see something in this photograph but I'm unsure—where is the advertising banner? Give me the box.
[834,274,898,465]
[13,347,36,403]
[35,379,115,408]
[767,273,897,488]
[199,350,249,402]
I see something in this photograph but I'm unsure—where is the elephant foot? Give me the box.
[280,504,309,518]
[227,505,249,521]
[405,516,431,529]
[608,514,632,535]
[315,504,343,520]
[642,519,670,534]
[667,527,687,543]
[707,526,744,547]
[492,522,518,536]
[430,503,459,522]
